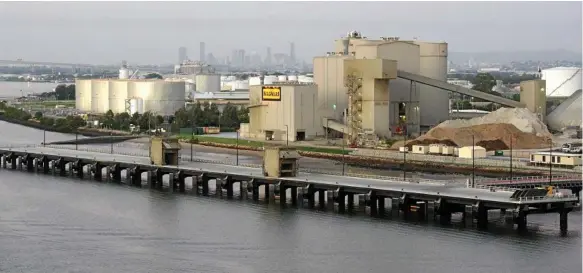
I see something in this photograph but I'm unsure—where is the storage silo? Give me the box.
[195,74,221,92]
[263,75,277,85]
[541,67,582,98]
[90,80,110,113]
[288,75,298,81]
[108,80,129,113]
[415,41,449,127]
[277,75,287,82]
[249,77,262,86]
[129,97,144,115]
[129,80,185,116]
[75,79,92,112]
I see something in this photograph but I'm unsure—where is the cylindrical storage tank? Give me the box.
[277,75,287,82]
[129,97,144,114]
[288,75,298,81]
[416,41,449,127]
[220,75,228,82]
[75,79,92,112]
[298,76,313,83]
[263,75,277,85]
[108,80,129,113]
[249,77,262,86]
[90,80,110,113]
[226,76,237,81]
[195,74,221,92]
[129,81,185,116]
[119,68,129,79]
[541,67,582,97]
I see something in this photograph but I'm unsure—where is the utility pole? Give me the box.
[43,129,46,147]
[236,129,240,166]
[342,129,346,176]
[75,132,78,151]
[549,139,553,185]
[110,132,113,154]
[190,116,195,162]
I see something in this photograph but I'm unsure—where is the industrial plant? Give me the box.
[75,62,186,116]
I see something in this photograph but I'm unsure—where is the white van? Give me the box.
[561,143,582,153]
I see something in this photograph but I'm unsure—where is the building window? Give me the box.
[531,155,534,161]
[551,156,555,163]
[557,156,561,163]
[542,156,546,162]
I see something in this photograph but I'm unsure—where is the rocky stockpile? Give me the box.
[401,123,551,151]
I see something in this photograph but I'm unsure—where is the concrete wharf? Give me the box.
[0,146,578,235]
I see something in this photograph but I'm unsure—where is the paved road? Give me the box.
[2,146,530,204]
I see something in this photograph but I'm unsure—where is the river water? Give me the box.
[0,81,60,98]
[0,121,581,273]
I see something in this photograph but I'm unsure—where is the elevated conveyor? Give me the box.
[397,70,526,108]
[322,117,350,136]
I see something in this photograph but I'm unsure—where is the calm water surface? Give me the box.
[0,122,581,273]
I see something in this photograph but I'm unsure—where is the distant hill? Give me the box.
[449,49,582,64]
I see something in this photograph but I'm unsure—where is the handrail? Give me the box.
[10,144,451,186]
[518,194,578,202]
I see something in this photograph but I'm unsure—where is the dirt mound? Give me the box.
[419,123,551,150]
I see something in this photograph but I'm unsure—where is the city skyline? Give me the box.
[0,1,581,65]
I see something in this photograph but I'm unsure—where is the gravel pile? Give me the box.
[436,107,551,137]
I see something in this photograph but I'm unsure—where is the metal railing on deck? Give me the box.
[517,194,578,202]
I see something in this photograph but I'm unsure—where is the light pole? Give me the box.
[110,132,113,154]
[236,129,240,166]
[285,125,289,146]
[43,128,46,147]
[75,131,78,151]
[549,139,553,185]
[509,134,513,180]
[472,134,475,187]
[190,117,195,162]
[403,130,407,180]
[342,128,345,176]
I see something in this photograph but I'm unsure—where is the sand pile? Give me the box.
[436,108,551,137]
[408,123,551,151]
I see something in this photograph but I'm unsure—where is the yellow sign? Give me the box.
[262,86,281,101]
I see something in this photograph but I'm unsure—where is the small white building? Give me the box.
[442,146,456,156]
[412,145,429,154]
[458,146,487,159]
[428,144,446,154]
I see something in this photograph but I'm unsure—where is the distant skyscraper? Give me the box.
[289,42,296,64]
[265,47,272,65]
[178,47,187,64]
[199,42,206,63]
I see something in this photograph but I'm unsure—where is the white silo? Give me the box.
[288,75,298,81]
[249,76,262,86]
[277,75,287,82]
[75,79,92,112]
[263,75,277,85]
[119,68,130,79]
[226,75,237,81]
[90,80,110,113]
[298,75,313,83]
[108,80,129,113]
[415,41,449,127]
[129,97,144,114]
[541,67,582,97]
[195,74,221,92]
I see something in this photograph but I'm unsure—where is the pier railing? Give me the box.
[517,194,578,202]
[6,144,453,186]
[477,175,582,185]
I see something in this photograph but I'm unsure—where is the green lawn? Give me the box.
[178,134,349,155]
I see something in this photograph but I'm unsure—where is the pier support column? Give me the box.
[26,157,34,172]
[306,186,315,209]
[177,172,186,193]
[192,176,199,194]
[11,155,17,170]
[377,197,385,217]
[369,191,378,217]
[438,199,452,224]
[290,187,297,206]
[155,170,163,189]
[515,209,528,232]
[318,190,326,210]
[225,177,234,198]
[93,163,102,181]
[168,173,175,193]
[337,189,346,214]
[558,203,572,236]
[347,193,354,212]
[130,167,141,187]
[111,164,121,182]
[463,205,474,226]
[239,181,246,199]
[251,181,259,201]
[476,203,488,230]
[1,155,5,168]
[279,184,287,207]
[391,198,401,217]
[75,161,83,179]
[58,160,66,176]
[263,184,270,202]
[201,174,210,195]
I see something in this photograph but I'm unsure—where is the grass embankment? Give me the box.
[177,134,350,155]
[17,100,76,108]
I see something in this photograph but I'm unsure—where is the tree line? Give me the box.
[37,84,76,100]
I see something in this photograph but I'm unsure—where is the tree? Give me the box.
[237,107,249,123]
[511,93,520,102]
[220,103,240,129]
[34,111,43,120]
[144,73,163,79]
[54,84,76,100]
[471,73,497,93]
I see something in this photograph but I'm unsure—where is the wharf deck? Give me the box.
[1,146,578,208]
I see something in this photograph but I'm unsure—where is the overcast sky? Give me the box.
[0,1,580,65]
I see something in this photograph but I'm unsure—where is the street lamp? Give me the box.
[236,129,240,166]
[549,139,553,185]
[342,128,346,176]
[286,125,290,146]
[403,130,407,180]
[509,134,513,180]
[472,134,475,187]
